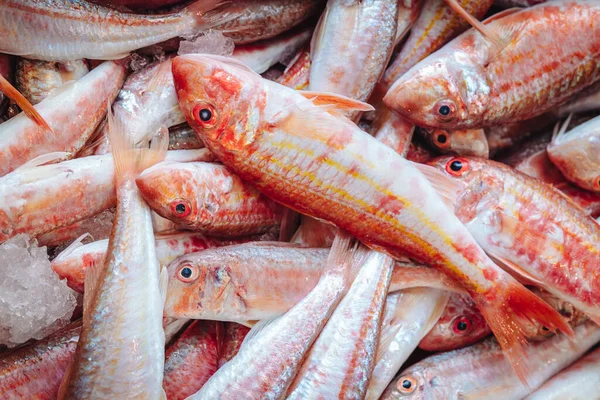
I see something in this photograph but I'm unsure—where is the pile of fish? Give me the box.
[0,0,599,398]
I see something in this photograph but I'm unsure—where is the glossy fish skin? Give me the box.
[211,0,323,45]
[547,114,600,193]
[382,322,600,400]
[51,232,252,293]
[526,346,600,400]
[419,292,490,352]
[309,0,398,112]
[365,288,449,400]
[385,1,600,129]
[169,124,204,150]
[429,156,600,322]
[164,242,329,321]
[0,0,231,61]
[0,149,211,244]
[173,54,573,382]
[59,118,166,398]
[0,60,125,176]
[15,59,89,105]
[186,236,359,399]
[218,323,250,368]
[0,322,81,400]
[136,161,283,237]
[419,127,489,158]
[287,250,394,399]
[163,320,223,400]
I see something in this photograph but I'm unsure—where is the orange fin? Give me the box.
[299,91,375,112]
[412,161,461,211]
[0,74,52,133]
[487,251,545,287]
[443,0,509,52]
[473,280,573,387]
[14,151,71,171]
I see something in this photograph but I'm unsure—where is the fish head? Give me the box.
[420,127,489,158]
[164,253,246,320]
[419,293,491,352]
[382,366,442,400]
[137,162,228,231]
[383,49,488,129]
[547,124,600,193]
[172,54,265,158]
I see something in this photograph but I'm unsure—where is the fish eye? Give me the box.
[397,375,417,394]
[178,264,198,283]
[445,157,470,177]
[170,199,192,218]
[433,130,451,149]
[434,100,456,122]
[453,317,472,334]
[192,102,218,128]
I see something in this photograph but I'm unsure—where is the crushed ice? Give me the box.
[0,235,77,347]
[178,30,235,57]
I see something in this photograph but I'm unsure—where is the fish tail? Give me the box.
[472,279,574,387]
[107,105,168,183]
[0,74,52,133]
[185,1,238,30]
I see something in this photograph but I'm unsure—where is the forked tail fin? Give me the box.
[473,279,574,387]
[0,74,52,133]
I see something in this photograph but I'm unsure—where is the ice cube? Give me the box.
[0,235,77,347]
[178,30,235,57]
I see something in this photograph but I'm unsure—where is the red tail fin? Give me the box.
[473,280,574,387]
[0,74,52,133]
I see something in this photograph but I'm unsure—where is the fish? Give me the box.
[276,49,311,90]
[393,0,421,47]
[93,0,187,10]
[419,292,491,352]
[0,148,212,244]
[172,53,573,383]
[419,127,489,158]
[58,110,168,398]
[218,323,250,368]
[232,26,312,74]
[38,209,116,248]
[554,79,600,117]
[428,155,600,323]
[525,346,600,400]
[384,1,600,129]
[286,250,394,399]
[168,123,205,150]
[547,114,600,193]
[0,321,81,399]
[381,322,600,400]
[309,0,398,120]
[210,0,323,45]
[163,320,223,400]
[365,288,449,400]
[136,161,284,237]
[51,231,253,293]
[0,60,126,176]
[0,0,236,61]
[15,59,89,105]
[185,234,363,399]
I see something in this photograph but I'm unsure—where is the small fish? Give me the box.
[365,288,449,400]
[0,148,212,243]
[429,155,600,323]
[419,127,489,158]
[382,322,600,400]
[385,1,600,129]
[525,346,600,400]
[0,60,126,176]
[548,114,600,193]
[287,250,394,399]
[0,0,236,61]
[218,323,251,368]
[0,321,81,399]
[185,234,362,399]
[173,53,573,383]
[51,231,252,293]
[58,110,167,398]
[136,161,284,237]
[163,320,223,400]
[419,292,491,352]
[15,59,89,105]
[232,26,312,74]
[210,0,323,45]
